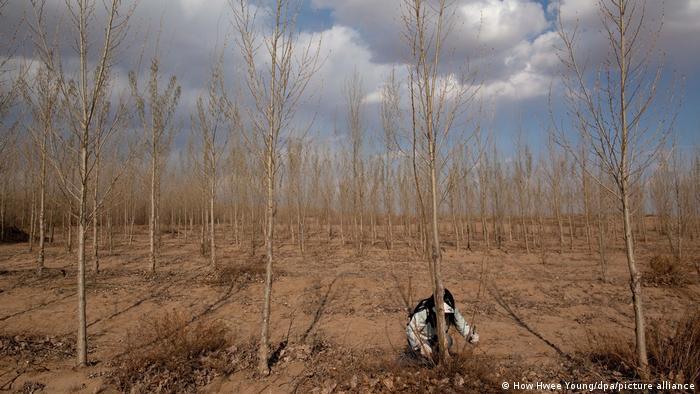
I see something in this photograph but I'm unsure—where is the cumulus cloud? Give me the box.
[312,0,550,65]
[300,25,394,114]
[458,0,548,49]
[310,0,557,106]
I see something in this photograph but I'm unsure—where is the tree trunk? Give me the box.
[386,200,393,250]
[210,180,216,266]
[616,2,648,376]
[556,203,564,254]
[49,205,55,244]
[358,203,364,255]
[521,213,529,253]
[450,196,460,250]
[568,213,574,251]
[339,208,345,245]
[67,211,73,253]
[37,134,47,274]
[297,202,304,254]
[622,186,648,378]
[128,206,135,245]
[29,187,36,252]
[326,206,332,243]
[537,213,544,251]
[0,181,5,242]
[234,204,239,245]
[77,133,88,367]
[92,151,100,274]
[584,190,592,254]
[200,207,206,256]
[108,213,113,254]
[150,144,157,271]
[507,215,513,243]
[429,141,449,364]
[123,202,128,240]
[597,213,607,281]
[465,217,472,251]
[259,138,275,375]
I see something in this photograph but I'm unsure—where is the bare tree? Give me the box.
[191,61,230,268]
[29,0,135,366]
[402,0,478,364]
[489,144,506,249]
[555,0,676,378]
[459,145,477,251]
[286,137,310,253]
[381,69,401,250]
[345,70,365,255]
[476,146,490,250]
[231,0,321,375]
[130,55,181,272]
[514,135,533,253]
[543,139,566,254]
[367,156,382,245]
[652,144,692,264]
[650,152,674,252]
[579,144,593,253]
[668,145,687,263]
[318,151,335,242]
[227,123,250,247]
[19,64,60,274]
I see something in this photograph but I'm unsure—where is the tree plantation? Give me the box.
[0,0,698,392]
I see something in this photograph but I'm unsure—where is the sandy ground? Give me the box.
[0,227,698,393]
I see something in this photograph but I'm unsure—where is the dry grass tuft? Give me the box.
[584,331,638,378]
[291,335,511,393]
[647,309,700,385]
[0,334,75,361]
[108,311,237,393]
[376,350,507,392]
[20,381,46,393]
[583,309,700,386]
[644,254,686,287]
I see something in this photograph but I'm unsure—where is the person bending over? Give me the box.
[406,288,479,359]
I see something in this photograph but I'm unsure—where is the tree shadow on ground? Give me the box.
[489,281,572,361]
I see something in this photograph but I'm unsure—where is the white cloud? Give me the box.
[312,0,549,63]
[477,30,560,101]
[363,90,384,104]
[310,0,555,103]
[299,25,395,114]
[481,69,551,101]
[459,0,548,48]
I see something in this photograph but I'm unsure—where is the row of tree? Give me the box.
[4,79,698,276]
[0,0,693,379]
